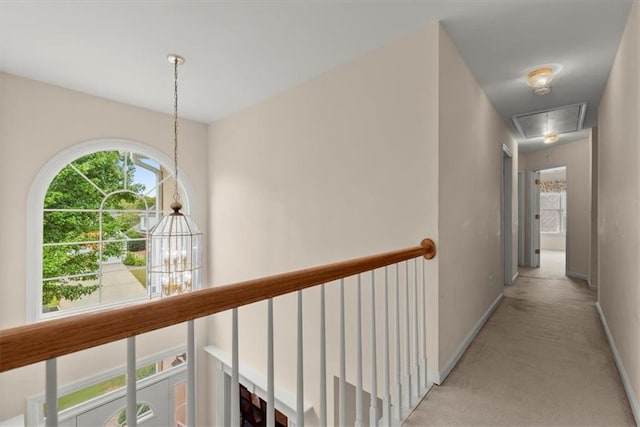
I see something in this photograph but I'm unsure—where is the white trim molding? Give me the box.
[566,271,589,282]
[0,414,24,427]
[512,272,519,284]
[596,303,640,425]
[502,143,513,158]
[436,292,504,384]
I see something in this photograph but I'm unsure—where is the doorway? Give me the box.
[502,145,514,285]
[30,349,189,427]
[66,372,186,427]
[531,166,567,276]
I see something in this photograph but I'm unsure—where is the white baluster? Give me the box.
[297,291,304,427]
[231,308,240,426]
[215,365,225,427]
[413,258,420,400]
[370,271,379,427]
[188,320,196,427]
[394,264,402,422]
[422,259,428,389]
[127,336,137,427]
[45,359,57,427]
[382,267,391,424]
[320,285,327,427]
[403,261,411,410]
[268,299,275,427]
[339,279,346,427]
[355,274,363,427]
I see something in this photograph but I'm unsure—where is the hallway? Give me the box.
[404,259,636,426]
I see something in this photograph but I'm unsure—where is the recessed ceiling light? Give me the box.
[543,133,559,144]
[527,67,554,95]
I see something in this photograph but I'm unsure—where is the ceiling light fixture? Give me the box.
[543,133,559,144]
[527,67,554,95]
[542,112,558,144]
[148,54,203,297]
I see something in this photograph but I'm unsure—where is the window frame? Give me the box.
[539,191,567,235]
[27,139,200,322]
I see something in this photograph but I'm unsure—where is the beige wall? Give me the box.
[0,73,210,422]
[437,27,517,378]
[209,25,440,425]
[209,24,519,425]
[598,0,640,418]
[541,234,566,251]
[520,137,592,278]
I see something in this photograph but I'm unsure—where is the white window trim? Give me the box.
[27,139,200,322]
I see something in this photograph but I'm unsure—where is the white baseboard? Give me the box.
[437,292,504,384]
[596,303,640,425]
[0,414,24,427]
[427,367,440,385]
[512,272,519,283]
[566,271,589,281]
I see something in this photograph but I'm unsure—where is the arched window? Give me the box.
[27,140,199,321]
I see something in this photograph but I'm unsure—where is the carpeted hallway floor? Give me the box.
[404,251,636,426]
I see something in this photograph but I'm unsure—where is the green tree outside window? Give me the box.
[43,151,156,311]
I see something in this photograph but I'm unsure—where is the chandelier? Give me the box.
[148,54,202,297]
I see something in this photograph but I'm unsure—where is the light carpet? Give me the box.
[404,255,635,426]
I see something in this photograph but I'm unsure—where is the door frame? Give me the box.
[517,170,525,266]
[74,374,180,427]
[502,144,514,285]
[528,165,568,269]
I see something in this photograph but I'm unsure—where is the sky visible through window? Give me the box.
[132,158,160,197]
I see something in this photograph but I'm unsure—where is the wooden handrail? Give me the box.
[0,238,435,373]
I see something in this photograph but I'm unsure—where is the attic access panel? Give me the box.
[512,102,587,139]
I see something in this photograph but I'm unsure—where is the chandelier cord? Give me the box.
[173,57,180,204]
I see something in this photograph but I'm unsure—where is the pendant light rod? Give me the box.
[168,54,185,211]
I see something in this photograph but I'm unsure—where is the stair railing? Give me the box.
[1,238,436,427]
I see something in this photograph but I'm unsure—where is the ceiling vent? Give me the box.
[512,102,587,139]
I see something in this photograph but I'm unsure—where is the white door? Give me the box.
[75,377,174,427]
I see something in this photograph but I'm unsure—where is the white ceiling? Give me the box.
[0,0,634,153]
